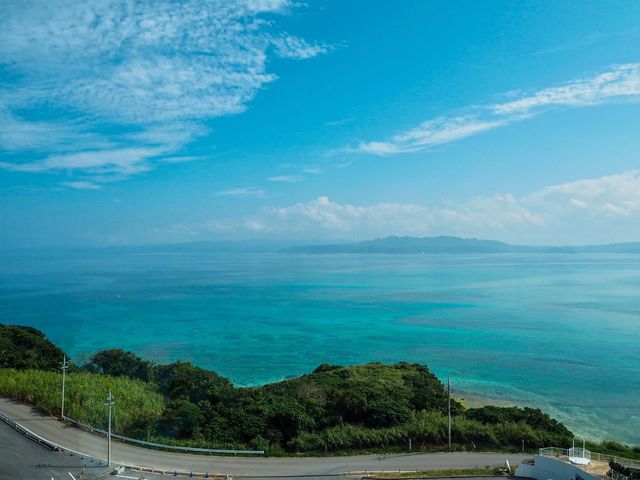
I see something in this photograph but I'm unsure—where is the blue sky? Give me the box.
[1,0,640,247]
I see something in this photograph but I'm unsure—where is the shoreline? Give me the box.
[454,390,520,409]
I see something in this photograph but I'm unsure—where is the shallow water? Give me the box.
[1,251,638,443]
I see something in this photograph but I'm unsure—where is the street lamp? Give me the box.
[60,355,70,419]
[447,375,452,451]
[105,389,115,467]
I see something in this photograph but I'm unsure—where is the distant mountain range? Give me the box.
[6,236,640,254]
[284,236,640,254]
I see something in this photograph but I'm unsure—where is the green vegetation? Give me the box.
[593,441,640,464]
[610,461,640,480]
[0,323,636,457]
[0,324,65,370]
[0,368,164,435]
[360,466,510,478]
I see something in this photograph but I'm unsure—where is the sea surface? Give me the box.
[0,250,638,444]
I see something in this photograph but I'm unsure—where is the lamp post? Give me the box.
[447,375,452,451]
[60,355,70,419]
[105,389,115,467]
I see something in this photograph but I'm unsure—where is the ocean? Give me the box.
[0,250,638,443]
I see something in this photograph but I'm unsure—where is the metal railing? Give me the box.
[0,411,107,465]
[539,447,640,470]
[63,415,264,456]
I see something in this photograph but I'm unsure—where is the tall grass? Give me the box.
[0,368,164,436]
[286,409,572,453]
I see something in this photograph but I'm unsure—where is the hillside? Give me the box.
[2,323,636,457]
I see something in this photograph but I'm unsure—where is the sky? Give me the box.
[1,0,640,247]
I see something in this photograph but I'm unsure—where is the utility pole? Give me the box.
[447,375,452,451]
[60,355,70,419]
[106,389,115,467]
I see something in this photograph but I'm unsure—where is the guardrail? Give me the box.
[0,409,249,477]
[63,415,265,456]
[539,447,640,470]
[0,411,107,466]
[0,410,58,451]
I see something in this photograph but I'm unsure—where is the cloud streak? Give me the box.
[268,175,304,182]
[350,64,640,155]
[216,187,266,198]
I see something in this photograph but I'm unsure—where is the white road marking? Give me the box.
[68,473,77,480]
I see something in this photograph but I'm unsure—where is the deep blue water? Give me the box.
[0,251,638,443]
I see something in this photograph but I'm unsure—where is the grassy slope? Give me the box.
[0,369,165,434]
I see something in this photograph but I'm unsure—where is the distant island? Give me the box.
[284,236,640,254]
[4,236,640,255]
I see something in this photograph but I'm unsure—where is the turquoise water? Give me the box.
[0,251,638,443]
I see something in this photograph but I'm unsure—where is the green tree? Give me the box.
[84,349,153,381]
[0,324,66,371]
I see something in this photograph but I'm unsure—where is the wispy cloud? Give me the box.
[1,147,161,176]
[349,64,640,155]
[215,187,266,198]
[60,181,102,190]
[271,35,332,59]
[302,165,322,175]
[0,105,111,152]
[323,117,354,127]
[268,174,304,182]
[0,0,329,184]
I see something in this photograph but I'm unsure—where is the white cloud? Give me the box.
[268,175,304,182]
[492,64,640,116]
[60,181,102,190]
[255,196,433,237]
[302,166,322,175]
[0,105,111,152]
[216,187,266,198]
[271,35,331,59]
[524,171,640,219]
[0,0,328,183]
[350,64,640,155]
[207,171,640,244]
[355,117,505,155]
[1,147,161,176]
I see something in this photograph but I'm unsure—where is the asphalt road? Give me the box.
[0,397,531,477]
[0,420,110,480]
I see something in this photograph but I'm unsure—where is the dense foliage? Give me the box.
[1,323,622,456]
[0,324,65,370]
[610,461,640,480]
[84,348,154,381]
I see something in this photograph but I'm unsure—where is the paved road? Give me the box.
[1,397,530,477]
[0,420,110,480]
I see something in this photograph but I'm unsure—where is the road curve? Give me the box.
[0,397,531,477]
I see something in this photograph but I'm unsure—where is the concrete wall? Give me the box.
[515,455,602,480]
